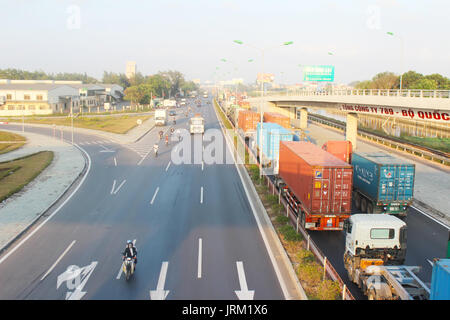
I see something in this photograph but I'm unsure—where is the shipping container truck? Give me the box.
[263,112,290,129]
[343,214,449,300]
[278,141,353,231]
[238,110,260,136]
[352,152,415,216]
[322,140,352,163]
[256,123,293,174]
[430,258,450,300]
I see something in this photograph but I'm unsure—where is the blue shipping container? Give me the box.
[430,259,450,300]
[256,122,293,161]
[352,152,415,203]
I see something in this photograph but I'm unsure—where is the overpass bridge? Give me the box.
[248,89,450,149]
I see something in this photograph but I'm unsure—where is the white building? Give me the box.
[126,61,137,79]
[0,82,80,116]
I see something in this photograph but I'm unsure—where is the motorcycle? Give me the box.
[122,257,135,281]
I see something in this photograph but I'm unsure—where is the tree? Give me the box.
[144,74,171,98]
[413,78,438,90]
[371,72,399,89]
[424,74,450,89]
[399,70,423,89]
[158,70,185,97]
[353,80,373,89]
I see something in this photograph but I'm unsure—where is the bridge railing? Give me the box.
[264,89,450,99]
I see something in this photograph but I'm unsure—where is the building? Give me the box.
[126,61,137,79]
[0,81,80,116]
[0,80,124,116]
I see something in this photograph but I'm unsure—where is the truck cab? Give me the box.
[344,214,407,265]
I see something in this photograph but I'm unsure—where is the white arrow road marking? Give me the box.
[235,261,254,300]
[150,187,160,205]
[57,261,98,300]
[150,261,170,300]
[165,161,171,171]
[197,238,202,279]
[116,239,136,279]
[41,240,76,281]
[111,180,126,195]
[200,187,203,204]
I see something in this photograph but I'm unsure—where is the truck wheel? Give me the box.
[354,192,361,210]
[361,197,367,213]
[300,211,306,229]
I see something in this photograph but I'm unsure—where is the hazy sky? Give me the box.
[0,0,448,84]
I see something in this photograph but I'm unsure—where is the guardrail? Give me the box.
[259,89,450,99]
[215,98,355,300]
[308,114,450,166]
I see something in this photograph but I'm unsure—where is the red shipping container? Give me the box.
[238,110,260,132]
[279,141,353,230]
[263,112,290,129]
[322,140,353,163]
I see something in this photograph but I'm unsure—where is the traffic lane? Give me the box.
[404,207,449,282]
[0,142,141,299]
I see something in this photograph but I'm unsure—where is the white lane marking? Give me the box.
[202,161,204,171]
[84,142,91,145]
[150,187,160,205]
[137,151,150,165]
[165,161,171,172]
[113,180,126,194]
[41,240,76,281]
[200,187,203,204]
[110,180,116,194]
[114,157,117,167]
[235,261,254,300]
[116,239,136,279]
[0,144,91,266]
[411,205,450,230]
[197,238,202,279]
[150,261,170,300]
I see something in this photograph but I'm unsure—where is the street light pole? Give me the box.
[233,40,293,178]
[387,32,404,93]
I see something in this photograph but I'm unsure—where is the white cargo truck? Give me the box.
[155,109,167,126]
[163,99,177,108]
[343,214,431,300]
[189,113,204,134]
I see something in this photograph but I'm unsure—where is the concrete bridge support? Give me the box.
[346,112,358,150]
[299,107,308,129]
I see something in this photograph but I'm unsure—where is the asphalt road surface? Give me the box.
[0,98,285,300]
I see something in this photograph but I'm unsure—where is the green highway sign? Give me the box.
[303,65,335,82]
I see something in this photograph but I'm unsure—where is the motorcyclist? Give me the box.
[153,143,159,156]
[165,134,169,146]
[159,130,163,140]
[122,240,138,269]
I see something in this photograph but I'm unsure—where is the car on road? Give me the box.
[169,110,176,116]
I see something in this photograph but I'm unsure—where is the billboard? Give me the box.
[257,73,275,83]
[303,65,335,82]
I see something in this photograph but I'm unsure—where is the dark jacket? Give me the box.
[123,246,137,259]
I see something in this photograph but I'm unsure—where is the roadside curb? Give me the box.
[0,139,89,257]
[213,99,308,300]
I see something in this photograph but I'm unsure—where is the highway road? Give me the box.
[0,98,285,300]
[232,102,449,300]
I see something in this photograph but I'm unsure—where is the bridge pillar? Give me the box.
[299,108,308,129]
[346,112,358,150]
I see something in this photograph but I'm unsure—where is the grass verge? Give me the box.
[0,131,26,155]
[17,115,152,134]
[0,151,54,203]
